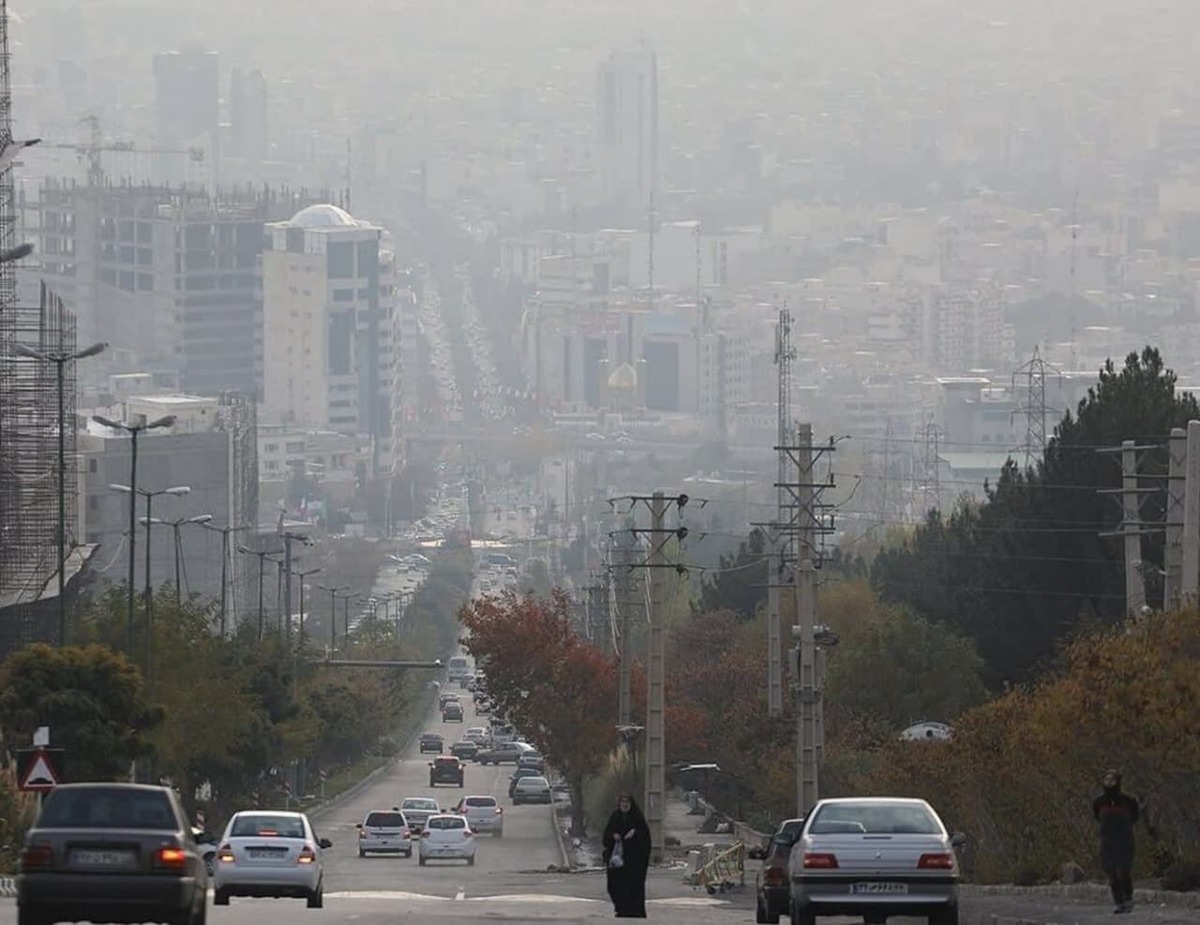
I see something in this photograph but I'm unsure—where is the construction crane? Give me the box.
[42,115,205,187]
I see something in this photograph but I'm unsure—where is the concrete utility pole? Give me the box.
[612,515,638,727]
[1183,421,1200,602]
[645,491,667,864]
[777,424,836,817]
[1098,440,1156,616]
[279,530,312,646]
[1164,428,1187,610]
[769,303,796,716]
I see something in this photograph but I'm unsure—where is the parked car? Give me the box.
[356,809,411,858]
[418,732,444,754]
[417,814,475,866]
[507,767,543,798]
[464,726,489,746]
[17,782,209,925]
[399,797,439,834]
[516,751,546,773]
[213,810,331,908]
[451,795,504,837]
[450,739,479,761]
[787,797,963,925]
[750,817,805,923]
[429,755,465,787]
[512,775,552,805]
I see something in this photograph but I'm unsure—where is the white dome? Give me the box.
[289,204,359,228]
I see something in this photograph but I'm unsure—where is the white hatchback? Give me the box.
[213,810,330,908]
[356,809,412,857]
[417,813,476,866]
[452,795,504,837]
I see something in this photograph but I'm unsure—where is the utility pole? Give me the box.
[610,514,639,727]
[279,530,311,647]
[202,522,249,636]
[239,545,275,642]
[778,424,836,817]
[767,302,796,715]
[318,584,349,653]
[610,491,693,863]
[1183,421,1200,602]
[1164,428,1187,610]
[1098,440,1158,616]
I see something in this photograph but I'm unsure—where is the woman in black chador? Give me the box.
[602,793,651,917]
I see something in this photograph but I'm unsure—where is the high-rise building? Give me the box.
[230,68,269,161]
[596,46,659,217]
[261,204,395,453]
[154,50,219,147]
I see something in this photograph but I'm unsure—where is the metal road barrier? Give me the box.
[688,841,746,893]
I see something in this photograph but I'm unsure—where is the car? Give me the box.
[452,795,504,837]
[474,699,493,715]
[356,809,412,858]
[507,767,542,798]
[464,726,489,745]
[512,775,552,805]
[442,701,464,722]
[17,782,208,925]
[212,810,331,908]
[417,814,476,866]
[450,740,479,761]
[516,751,546,773]
[477,740,532,765]
[750,817,806,923]
[399,797,439,834]
[429,755,465,787]
[787,797,963,925]
[438,692,461,710]
[419,732,444,754]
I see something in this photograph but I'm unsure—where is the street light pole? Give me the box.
[292,566,322,653]
[126,485,190,679]
[202,522,249,636]
[14,340,107,647]
[239,546,274,642]
[95,414,177,657]
[146,514,213,606]
[317,584,348,654]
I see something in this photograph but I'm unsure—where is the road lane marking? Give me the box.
[454,888,466,901]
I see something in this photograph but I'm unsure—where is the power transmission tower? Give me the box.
[765,302,797,715]
[914,419,943,515]
[610,491,694,864]
[1011,345,1062,469]
[776,425,836,817]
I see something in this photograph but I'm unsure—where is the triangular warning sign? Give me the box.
[21,751,59,790]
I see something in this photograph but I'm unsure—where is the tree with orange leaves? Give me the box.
[459,589,618,834]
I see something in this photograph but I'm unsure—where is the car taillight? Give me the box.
[154,847,188,870]
[763,867,787,886]
[297,846,316,865]
[918,853,954,869]
[358,829,367,839]
[495,807,503,814]
[803,852,839,869]
[20,845,54,869]
[420,830,431,838]
[218,843,235,863]
[462,831,473,838]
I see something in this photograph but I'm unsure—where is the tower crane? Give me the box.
[42,116,205,187]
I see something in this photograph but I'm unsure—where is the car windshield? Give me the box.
[364,812,405,828]
[809,802,942,835]
[403,799,438,811]
[520,777,549,787]
[464,797,496,808]
[435,757,458,766]
[38,787,176,830]
[230,814,306,838]
[428,816,465,830]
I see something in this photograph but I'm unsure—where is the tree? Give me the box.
[459,591,617,834]
[872,347,1200,685]
[0,643,161,781]
[695,527,769,620]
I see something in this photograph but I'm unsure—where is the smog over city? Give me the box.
[0,3,1198,924]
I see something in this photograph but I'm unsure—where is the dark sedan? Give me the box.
[18,782,208,925]
[751,816,805,924]
[449,740,479,761]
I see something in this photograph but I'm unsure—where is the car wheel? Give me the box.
[929,903,959,925]
[306,886,323,909]
[755,896,769,924]
[790,899,816,925]
[194,896,208,925]
[358,847,365,858]
[493,830,502,838]
[18,907,46,925]
[419,856,427,866]
[213,890,230,907]
[467,855,475,866]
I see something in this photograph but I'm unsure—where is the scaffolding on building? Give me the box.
[215,391,260,630]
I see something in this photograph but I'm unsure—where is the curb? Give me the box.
[0,876,14,898]
[552,802,574,869]
[961,883,1200,910]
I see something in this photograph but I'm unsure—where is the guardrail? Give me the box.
[687,841,746,894]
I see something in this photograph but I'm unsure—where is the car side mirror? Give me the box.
[354,823,362,828]
[950,833,967,848]
[318,838,332,849]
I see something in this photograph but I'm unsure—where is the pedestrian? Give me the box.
[603,793,651,918]
[1092,769,1140,914]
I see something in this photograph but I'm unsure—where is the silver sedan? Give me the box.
[787,796,963,925]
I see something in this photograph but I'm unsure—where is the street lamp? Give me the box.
[113,482,189,677]
[93,413,177,655]
[239,544,276,642]
[143,513,212,605]
[291,566,322,652]
[15,339,107,646]
[201,522,249,636]
[317,584,349,655]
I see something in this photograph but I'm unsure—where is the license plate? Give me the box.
[851,882,909,894]
[247,849,284,859]
[72,849,134,867]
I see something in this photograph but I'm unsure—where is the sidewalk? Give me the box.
[661,789,738,854]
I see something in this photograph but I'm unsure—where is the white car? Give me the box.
[417,813,476,866]
[356,808,412,857]
[512,775,553,805]
[453,795,504,837]
[213,810,330,907]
